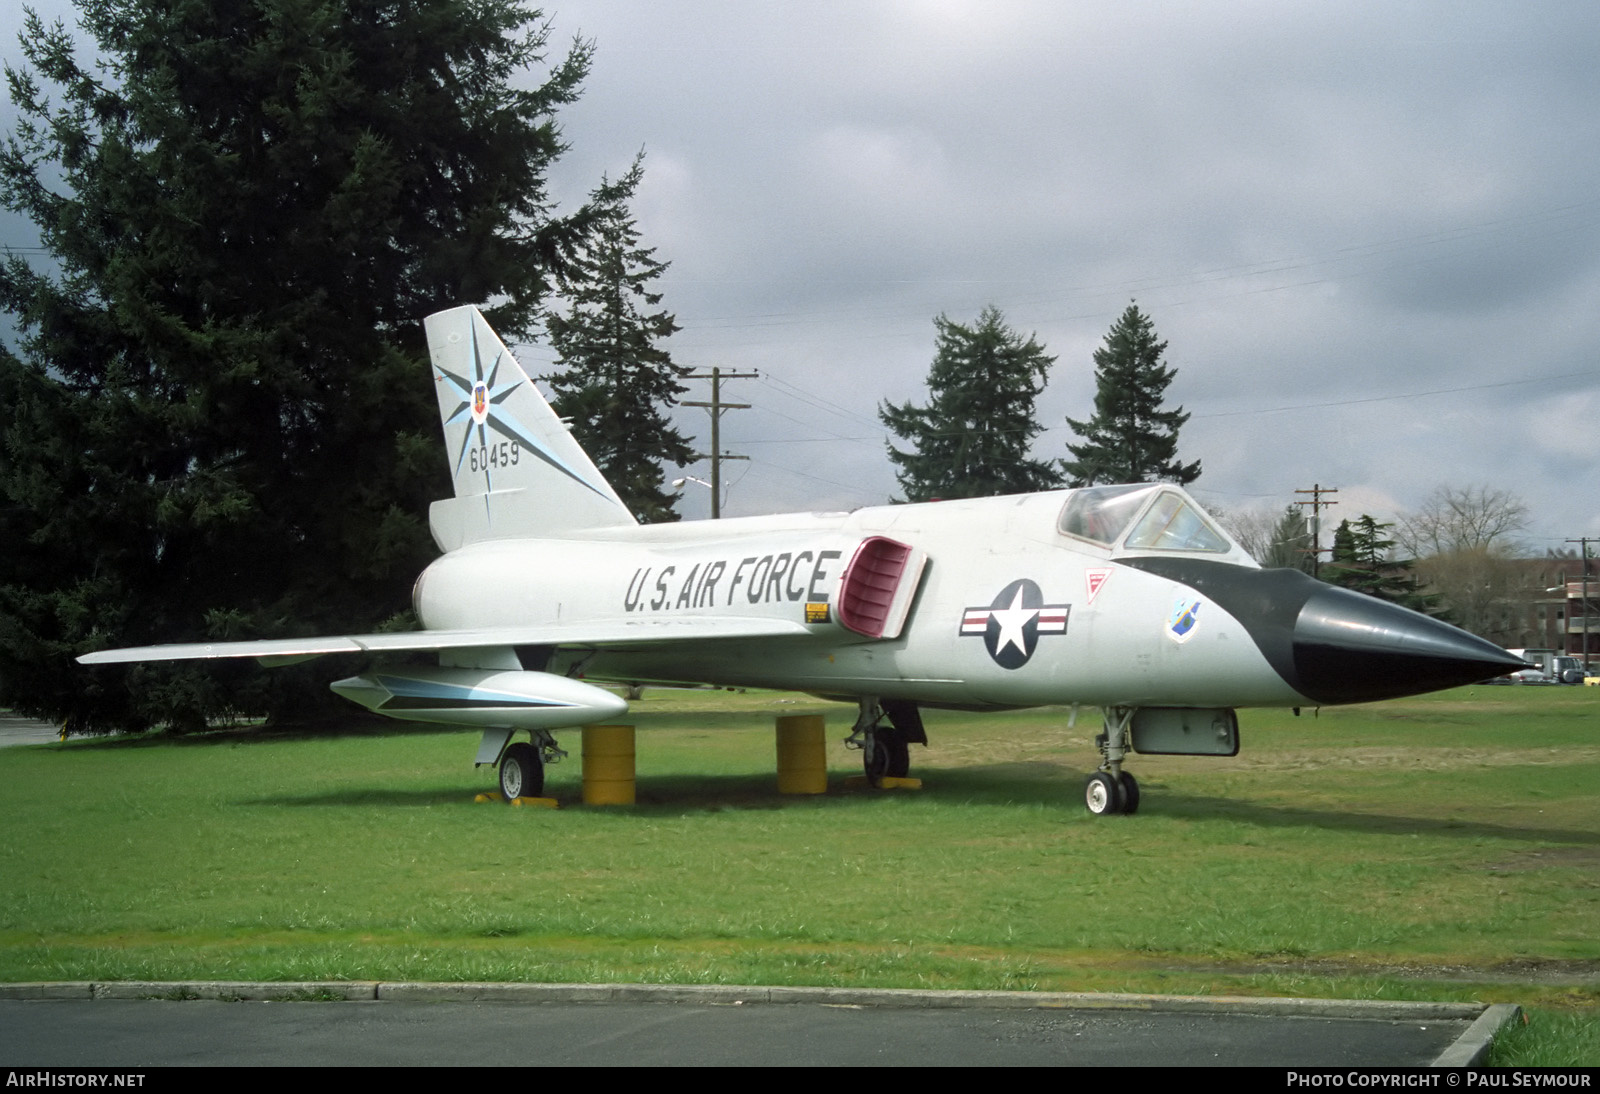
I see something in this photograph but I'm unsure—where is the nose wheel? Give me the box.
[1117,771,1139,814]
[1084,770,1139,815]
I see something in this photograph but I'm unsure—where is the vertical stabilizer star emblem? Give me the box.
[434,315,612,501]
[960,578,1070,669]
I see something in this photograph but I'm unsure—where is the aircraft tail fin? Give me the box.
[424,306,636,549]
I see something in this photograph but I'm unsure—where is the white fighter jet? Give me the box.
[81,306,1525,814]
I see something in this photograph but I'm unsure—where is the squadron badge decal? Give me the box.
[1167,597,1201,643]
[960,578,1070,670]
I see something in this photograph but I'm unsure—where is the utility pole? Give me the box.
[1565,537,1595,663]
[683,367,757,518]
[1294,484,1339,579]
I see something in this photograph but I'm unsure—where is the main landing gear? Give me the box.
[864,729,910,784]
[846,698,926,787]
[496,729,567,802]
[1085,708,1139,816]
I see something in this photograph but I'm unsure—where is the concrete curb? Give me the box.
[0,980,1518,1065]
[1432,1003,1523,1067]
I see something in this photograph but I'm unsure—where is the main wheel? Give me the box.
[881,731,910,779]
[863,732,911,785]
[888,747,910,779]
[863,735,888,787]
[499,741,544,801]
[1118,771,1140,815]
[1084,771,1122,816]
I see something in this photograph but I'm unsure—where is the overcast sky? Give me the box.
[7,2,1600,554]
[518,0,1600,551]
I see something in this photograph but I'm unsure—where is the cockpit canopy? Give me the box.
[1058,484,1238,556]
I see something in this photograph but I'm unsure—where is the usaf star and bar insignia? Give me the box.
[960,578,1070,670]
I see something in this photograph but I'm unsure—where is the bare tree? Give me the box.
[1400,486,1532,641]
[1210,503,1279,564]
[1397,486,1530,557]
[1413,548,1534,645]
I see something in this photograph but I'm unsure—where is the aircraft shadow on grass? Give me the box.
[244,762,1599,848]
[50,715,448,751]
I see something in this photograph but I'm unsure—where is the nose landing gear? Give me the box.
[1085,708,1139,815]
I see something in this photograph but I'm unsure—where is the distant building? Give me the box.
[1499,559,1600,660]
[1557,578,1600,662]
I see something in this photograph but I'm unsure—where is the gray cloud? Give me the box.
[532,1,1600,547]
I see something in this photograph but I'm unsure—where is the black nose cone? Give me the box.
[1121,557,1530,705]
[1290,584,1527,704]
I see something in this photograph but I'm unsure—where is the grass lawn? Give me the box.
[1,684,1596,1060]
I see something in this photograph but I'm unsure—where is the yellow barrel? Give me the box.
[775,714,827,794]
[582,724,636,805]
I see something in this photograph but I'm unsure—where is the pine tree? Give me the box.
[545,159,696,523]
[1062,304,1200,487]
[1328,519,1360,578]
[0,1,600,732]
[879,307,1061,502]
[1323,516,1435,611]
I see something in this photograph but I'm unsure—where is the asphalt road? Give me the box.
[0,714,60,748]
[0,983,1509,1067]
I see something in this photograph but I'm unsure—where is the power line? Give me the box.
[757,372,883,430]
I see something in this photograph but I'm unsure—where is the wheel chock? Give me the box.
[474,791,559,808]
[843,775,923,791]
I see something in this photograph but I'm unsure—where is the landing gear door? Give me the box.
[1129,708,1240,756]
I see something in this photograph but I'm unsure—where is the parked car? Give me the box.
[1550,655,1586,685]
[1495,648,1583,684]
[1488,653,1584,684]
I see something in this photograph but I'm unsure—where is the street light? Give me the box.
[671,476,721,518]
